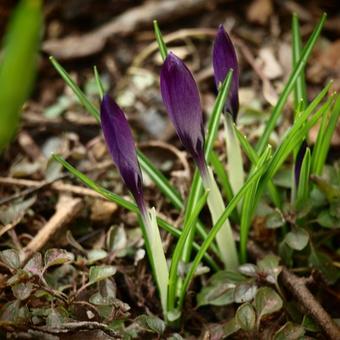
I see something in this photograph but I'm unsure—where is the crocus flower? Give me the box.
[100,94,145,213]
[212,25,239,120]
[160,52,207,176]
[100,95,169,316]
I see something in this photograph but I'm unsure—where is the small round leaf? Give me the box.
[254,287,283,322]
[235,303,256,331]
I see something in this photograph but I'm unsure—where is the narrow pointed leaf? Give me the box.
[295,147,311,208]
[311,94,340,175]
[94,66,104,100]
[292,14,307,109]
[167,190,209,314]
[153,20,168,61]
[204,167,238,270]
[256,13,327,153]
[49,56,100,121]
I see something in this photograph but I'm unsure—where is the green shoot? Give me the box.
[93,66,105,100]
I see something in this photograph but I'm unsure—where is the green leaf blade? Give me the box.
[256,13,327,153]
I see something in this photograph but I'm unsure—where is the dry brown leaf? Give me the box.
[308,40,340,91]
[90,199,118,223]
[318,39,340,71]
[278,42,292,77]
[309,122,340,147]
[247,0,273,25]
[258,47,283,80]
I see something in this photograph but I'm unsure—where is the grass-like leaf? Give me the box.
[292,14,307,109]
[295,147,311,208]
[49,56,100,121]
[264,95,332,183]
[93,65,104,100]
[204,167,238,270]
[239,146,272,263]
[234,125,281,207]
[237,85,332,261]
[227,124,282,262]
[256,13,326,153]
[311,95,340,175]
[167,190,209,315]
[255,89,333,210]
[291,14,308,202]
[178,145,273,309]
[209,150,238,222]
[153,20,168,61]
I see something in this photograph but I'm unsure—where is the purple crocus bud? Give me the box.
[100,94,145,213]
[294,141,307,188]
[160,52,207,176]
[212,25,239,121]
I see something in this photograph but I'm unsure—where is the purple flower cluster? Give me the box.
[100,25,239,208]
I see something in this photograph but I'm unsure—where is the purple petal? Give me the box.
[212,25,239,120]
[100,94,145,212]
[160,52,206,174]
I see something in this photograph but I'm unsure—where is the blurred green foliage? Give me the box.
[0,0,42,151]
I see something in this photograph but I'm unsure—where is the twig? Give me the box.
[0,175,68,205]
[280,268,340,340]
[22,110,98,129]
[33,321,120,338]
[0,177,107,200]
[0,216,22,238]
[21,195,83,264]
[247,241,340,340]
[43,0,226,59]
